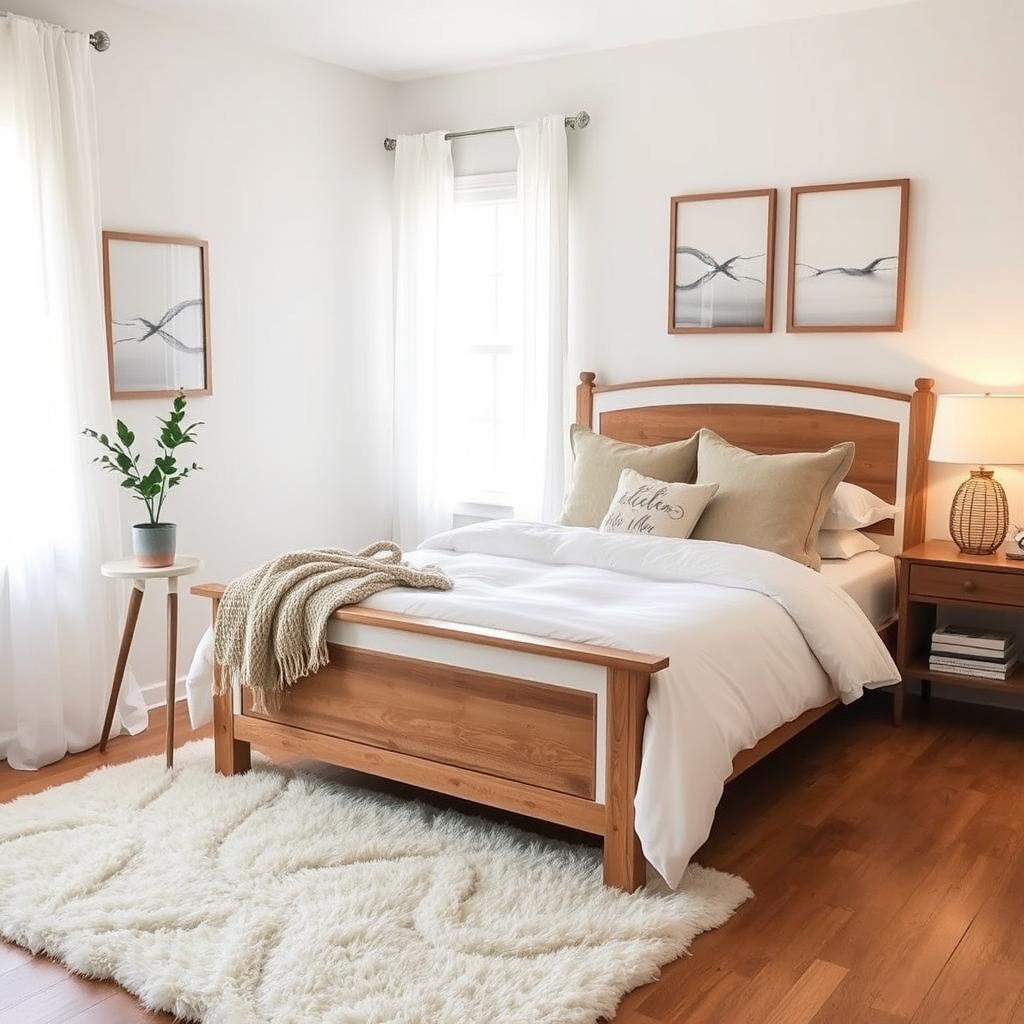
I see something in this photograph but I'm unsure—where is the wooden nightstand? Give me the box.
[895,540,1024,724]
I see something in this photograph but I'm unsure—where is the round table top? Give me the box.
[101,556,203,579]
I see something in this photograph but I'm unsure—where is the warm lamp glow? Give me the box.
[929,394,1024,466]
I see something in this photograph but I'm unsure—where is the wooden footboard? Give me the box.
[193,584,667,892]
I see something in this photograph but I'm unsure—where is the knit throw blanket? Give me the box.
[213,543,452,713]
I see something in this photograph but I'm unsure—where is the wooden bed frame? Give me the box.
[194,374,936,891]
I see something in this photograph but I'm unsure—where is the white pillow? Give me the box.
[822,482,897,530]
[599,469,718,539]
[816,529,881,560]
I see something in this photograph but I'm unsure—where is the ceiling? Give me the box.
[114,0,914,81]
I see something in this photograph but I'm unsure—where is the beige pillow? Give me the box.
[691,429,855,569]
[600,469,719,539]
[560,425,700,528]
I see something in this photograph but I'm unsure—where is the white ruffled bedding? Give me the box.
[186,521,898,887]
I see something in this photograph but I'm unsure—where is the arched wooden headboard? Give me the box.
[575,373,936,553]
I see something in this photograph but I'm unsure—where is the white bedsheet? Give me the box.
[185,521,898,888]
[820,550,897,629]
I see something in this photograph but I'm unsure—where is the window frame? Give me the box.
[450,170,520,515]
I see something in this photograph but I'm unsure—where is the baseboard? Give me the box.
[140,676,188,710]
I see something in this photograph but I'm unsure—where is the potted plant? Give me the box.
[83,394,202,568]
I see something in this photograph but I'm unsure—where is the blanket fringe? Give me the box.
[212,664,229,698]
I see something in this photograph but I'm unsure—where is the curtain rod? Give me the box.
[0,13,110,49]
[383,110,589,152]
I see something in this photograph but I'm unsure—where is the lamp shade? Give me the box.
[928,394,1024,466]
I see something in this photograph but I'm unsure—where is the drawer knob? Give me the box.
[962,579,977,593]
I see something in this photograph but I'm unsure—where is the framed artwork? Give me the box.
[667,188,777,334]
[787,179,910,332]
[103,231,212,399]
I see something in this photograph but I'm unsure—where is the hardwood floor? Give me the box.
[2,693,1022,1022]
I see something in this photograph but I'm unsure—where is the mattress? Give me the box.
[820,550,897,629]
[184,523,899,889]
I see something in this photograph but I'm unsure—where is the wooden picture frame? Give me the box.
[103,230,212,399]
[667,188,777,334]
[786,179,910,333]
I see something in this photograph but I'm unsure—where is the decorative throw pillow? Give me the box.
[691,429,856,570]
[816,529,881,560]
[560,425,700,528]
[822,481,898,530]
[599,469,719,539]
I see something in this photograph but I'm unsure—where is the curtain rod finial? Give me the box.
[90,30,110,51]
[384,137,397,152]
[569,110,590,131]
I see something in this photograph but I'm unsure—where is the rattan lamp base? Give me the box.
[950,468,1009,555]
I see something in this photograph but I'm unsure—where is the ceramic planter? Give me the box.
[132,523,176,568]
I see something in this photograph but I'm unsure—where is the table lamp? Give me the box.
[929,393,1024,554]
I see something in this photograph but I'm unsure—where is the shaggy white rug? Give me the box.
[0,741,750,1024]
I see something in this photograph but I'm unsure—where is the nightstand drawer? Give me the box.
[908,563,1024,606]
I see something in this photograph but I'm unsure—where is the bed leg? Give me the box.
[213,687,250,776]
[210,597,250,776]
[603,668,649,892]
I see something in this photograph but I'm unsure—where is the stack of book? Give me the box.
[929,626,1017,680]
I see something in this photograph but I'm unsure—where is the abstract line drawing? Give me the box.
[795,256,897,278]
[675,247,766,291]
[668,189,776,333]
[103,231,212,398]
[113,299,203,353]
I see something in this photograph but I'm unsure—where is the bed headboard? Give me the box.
[575,373,936,554]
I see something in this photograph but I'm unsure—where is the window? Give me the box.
[449,172,522,510]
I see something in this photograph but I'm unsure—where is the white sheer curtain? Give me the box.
[514,115,569,523]
[0,14,147,770]
[392,131,456,547]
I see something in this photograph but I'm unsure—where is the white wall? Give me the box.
[9,0,1024,710]
[9,0,396,703]
[396,0,1024,539]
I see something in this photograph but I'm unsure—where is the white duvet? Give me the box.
[185,521,898,888]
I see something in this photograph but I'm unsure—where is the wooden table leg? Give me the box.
[892,680,905,727]
[165,580,178,769]
[100,582,145,751]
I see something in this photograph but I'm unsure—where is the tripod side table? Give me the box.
[100,556,202,768]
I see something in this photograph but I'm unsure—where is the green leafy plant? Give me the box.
[83,393,203,525]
